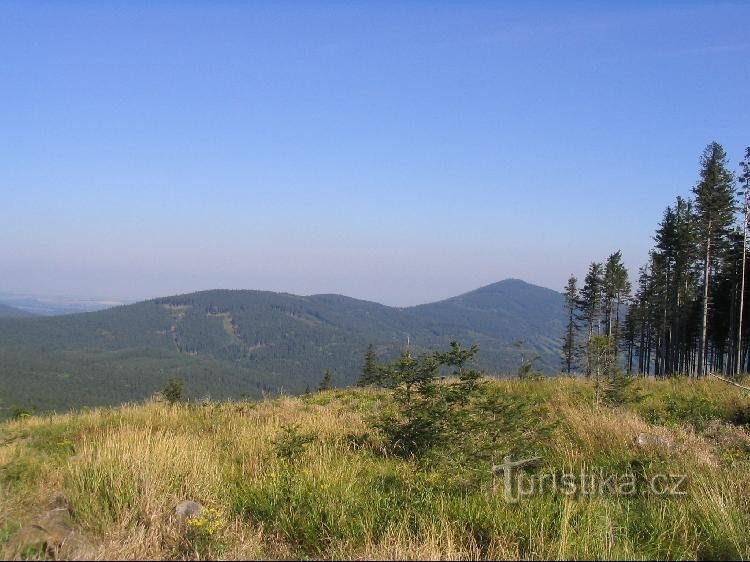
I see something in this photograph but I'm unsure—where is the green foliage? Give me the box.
[601,367,637,406]
[357,344,381,386]
[161,377,185,404]
[587,335,636,406]
[318,369,334,392]
[561,275,578,374]
[440,383,554,486]
[514,340,542,380]
[693,142,737,245]
[0,281,567,415]
[375,343,466,459]
[729,403,750,427]
[10,406,34,421]
[272,425,317,463]
[577,262,604,376]
[640,391,724,429]
[375,357,445,458]
[602,250,630,341]
[231,463,434,556]
[373,340,548,476]
[182,507,226,558]
[623,143,748,377]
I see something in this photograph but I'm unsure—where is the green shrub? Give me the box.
[375,341,484,460]
[10,407,34,421]
[272,425,316,463]
[642,393,721,429]
[161,378,185,404]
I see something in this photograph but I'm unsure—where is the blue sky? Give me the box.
[1,1,748,306]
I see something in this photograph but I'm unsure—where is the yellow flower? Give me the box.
[186,507,225,537]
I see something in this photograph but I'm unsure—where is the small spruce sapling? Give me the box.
[318,369,334,392]
[162,377,185,404]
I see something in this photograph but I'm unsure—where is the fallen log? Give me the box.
[709,372,750,392]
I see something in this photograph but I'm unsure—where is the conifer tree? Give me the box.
[358,344,381,386]
[583,145,750,377]
[670,197,698,374]
[578,262,604,376]
[603,250,630,352]
[693,142,736,376]
[562,275,578,374]
[318,369,334,391]
[737,147,750,374]
[623,297,640,374]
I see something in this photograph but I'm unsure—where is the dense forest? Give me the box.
[0,280,564,415]
[564,142,750,378]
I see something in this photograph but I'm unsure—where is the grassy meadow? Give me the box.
[1,377,750,560]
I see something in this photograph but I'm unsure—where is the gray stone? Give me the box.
[636,432,675,450]
[174,500,204,524]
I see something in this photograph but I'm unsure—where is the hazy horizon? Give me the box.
[0,276,554,309]
[2,1,749,307]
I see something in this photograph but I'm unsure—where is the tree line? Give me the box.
[563,142,750,377]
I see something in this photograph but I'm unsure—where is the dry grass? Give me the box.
[1,380,749,560]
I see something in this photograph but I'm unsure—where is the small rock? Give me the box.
[174,500,204,524]
[636,432,675,449]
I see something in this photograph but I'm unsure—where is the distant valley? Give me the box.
[0,303,36,319]
[0,291,133,316]
[0,279,564,415]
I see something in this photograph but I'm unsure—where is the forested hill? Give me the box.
[0,304,36,318]
[0,279,564,414]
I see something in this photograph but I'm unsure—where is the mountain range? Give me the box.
[0,279,565,415]
[0,291,133,316]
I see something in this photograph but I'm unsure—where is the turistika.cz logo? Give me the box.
[493,455,688,503]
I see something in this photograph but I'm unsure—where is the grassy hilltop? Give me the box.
[1,377,750,560]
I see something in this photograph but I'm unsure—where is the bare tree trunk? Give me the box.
[698,232,711,378]
[566,306,574,374]
[614,294,621,357]
[586,320,593,377]
[737,203,748,376]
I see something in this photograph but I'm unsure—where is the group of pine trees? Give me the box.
[564,142,750,377]
[561,251,631,376]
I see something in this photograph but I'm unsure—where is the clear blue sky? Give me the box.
[1,1,748,306]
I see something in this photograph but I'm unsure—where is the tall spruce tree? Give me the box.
[628,197,700,377]
[562,275,578,374]
[358,344,380,386]
[634,264,654,375]
[737,147,750,374]
[623,296,640,374]
[603,250,630,352]
[578,262,604,376]
[693,142,736,376]
[580,145,750,377]
[653,207,676,374]
[671,197,698,374]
